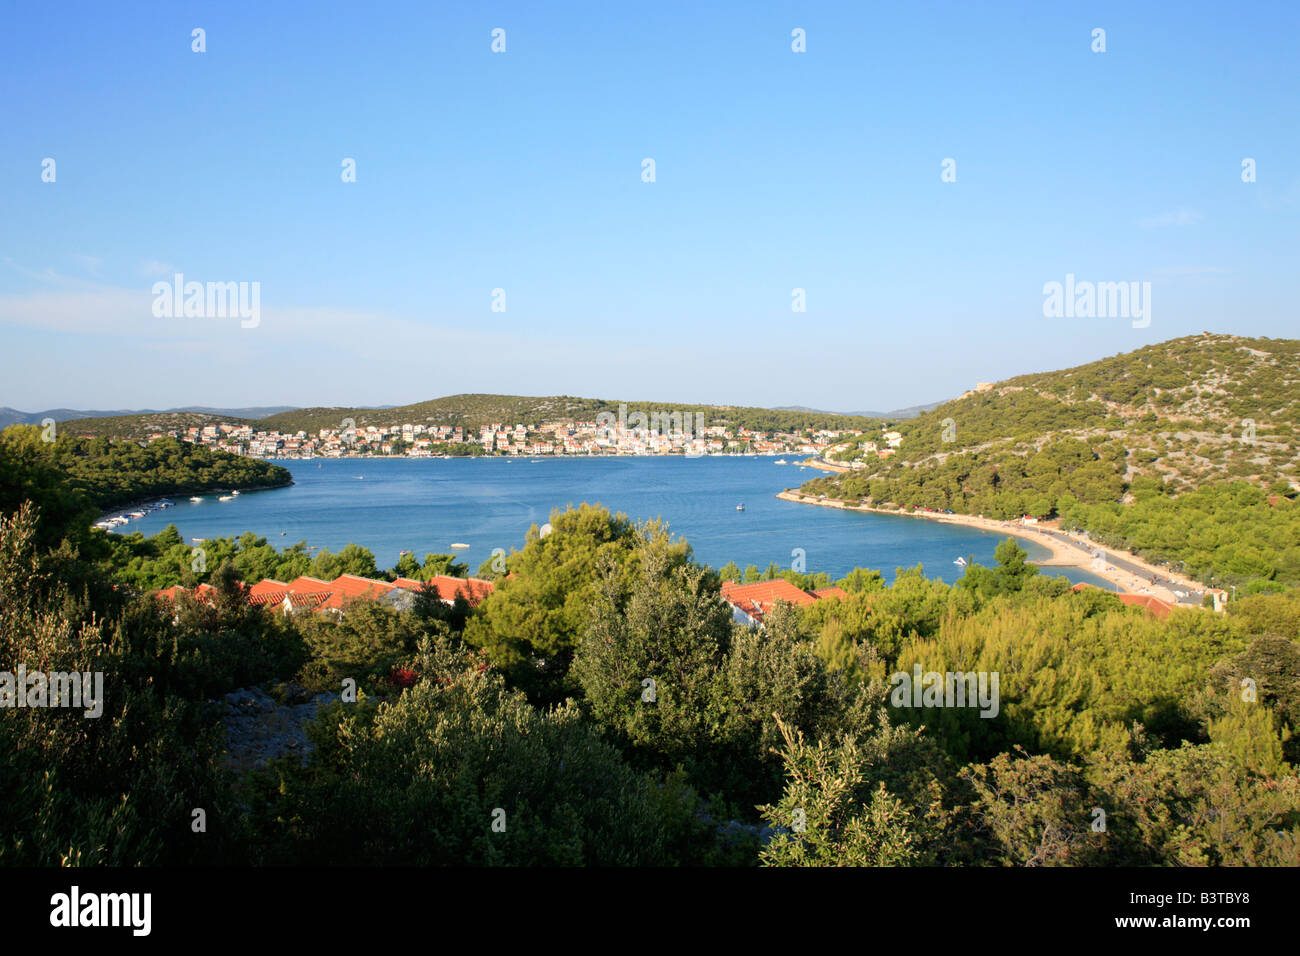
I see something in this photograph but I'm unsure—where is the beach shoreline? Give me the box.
[775,489,1212,604]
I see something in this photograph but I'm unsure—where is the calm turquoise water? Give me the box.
[115,457,1114,588]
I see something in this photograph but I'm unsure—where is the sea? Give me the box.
[112,456,1115,588]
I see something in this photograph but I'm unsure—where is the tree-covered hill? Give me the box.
[801,334,1300,591]
[58,410,256,440]
[0,427,292,547]
[253,394,879,435]
[56,394,881,439]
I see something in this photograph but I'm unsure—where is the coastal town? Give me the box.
[150,414,888,460]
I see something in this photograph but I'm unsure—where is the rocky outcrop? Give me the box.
[219,684,337,775]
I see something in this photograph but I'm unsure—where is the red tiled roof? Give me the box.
[721,579,818,623]
[1072,582,1175,619]
[812,586,850,601]
[330,574,396,598]
[283,591,331,612]
[1118,593,1175,620]
[425,575,495,607]
[153,583,220,605]
[286,575,333,594]
[154,572,496,616]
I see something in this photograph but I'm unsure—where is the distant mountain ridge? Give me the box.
[0,405,302,428]
[773,402,943,420]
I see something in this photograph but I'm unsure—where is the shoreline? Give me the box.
[775,489,1212,604]
[93,481,293,525]
[261,452,794,462]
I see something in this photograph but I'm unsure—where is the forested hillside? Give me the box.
[254,394,877,435]
[802,334,1300,590]
[0,427,291,548]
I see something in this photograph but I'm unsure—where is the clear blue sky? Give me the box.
[3,0,1297,412]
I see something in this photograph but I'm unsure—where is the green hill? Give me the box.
[58,411,256,440]
[56,394,882,439]
[253,394,879,436]
[801,333,1300,589]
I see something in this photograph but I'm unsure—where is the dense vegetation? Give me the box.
[1,426,290,515]
[802,334,1300,591]
[3,421,1298,867]
[251,394,876,436]
[53,410,249,440]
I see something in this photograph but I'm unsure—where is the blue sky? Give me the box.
[2,0,1297,412]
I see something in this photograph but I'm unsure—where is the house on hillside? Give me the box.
[1070,582,1176,619]
[720,579,845,627]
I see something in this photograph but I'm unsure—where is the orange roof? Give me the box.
[283,591,332,612]
[1118,593,1175,620]
[1072,583,1175,619]
[153,583,219,605]
[286,575,333,595]
[425,575,496,607]
[721,579,817,622]
[812,586,850,601]
[330,574,396,598]
[722,579,817,607]
[248,578,289,597]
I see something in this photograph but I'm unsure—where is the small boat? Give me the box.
[954,557,967,567]
[774,459,788,465]
[218,495,234,502]
[231,490,240,496]
[736,504,745,511]
[280,532,286,536]
[450,543,470,550]
[189,496,202,502]
[128,511,145,518]
[190,537,205,544]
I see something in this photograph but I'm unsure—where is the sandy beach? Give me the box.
[775,489,1213,604]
